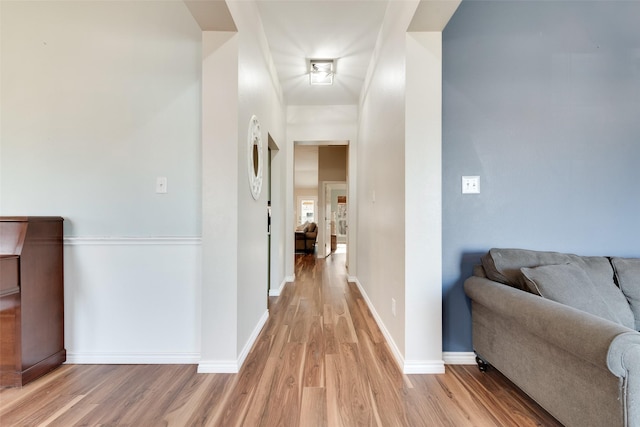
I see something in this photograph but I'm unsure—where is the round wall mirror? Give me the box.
[247,115,263,200]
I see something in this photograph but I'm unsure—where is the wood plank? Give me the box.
[323,322,338,355]
[242,356,279,426]
[289,298,311,343]
[303,316,325,387]
[325,354,344,427]
[300,387,327,427]
[163,372,232,427]
[117,365,195,426]
[357,332,408,426]
[329,343,375,426]
[213,334,273,427]
[257,342,305,427]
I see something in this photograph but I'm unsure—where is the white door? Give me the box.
[324,183,332,257]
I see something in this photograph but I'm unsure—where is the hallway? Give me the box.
[219,252,562,426]
[0,251,561,426]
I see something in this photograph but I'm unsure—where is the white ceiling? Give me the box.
[255,1,387,186]
[186,0,461,107]
[185,0,460,186]
[256,0,389,106]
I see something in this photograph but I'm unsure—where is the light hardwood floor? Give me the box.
[0,251,562,426]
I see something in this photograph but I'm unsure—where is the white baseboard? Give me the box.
[237,310,269,369]
[350,277,406,372]
[404,359,445,374]
[66,352,200,364]
[198,309,269,374]
[197,360,240,374]
[443,351,476,365]
[269,276,294,297]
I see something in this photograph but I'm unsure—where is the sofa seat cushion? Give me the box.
[611,257,640,331]
[521,263,628,326]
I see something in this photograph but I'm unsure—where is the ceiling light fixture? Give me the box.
[309,59,334,85]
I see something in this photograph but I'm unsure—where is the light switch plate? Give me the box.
[156,177,168,194]
[462,176,480,194]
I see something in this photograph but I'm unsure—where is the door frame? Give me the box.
[319,181,347,258]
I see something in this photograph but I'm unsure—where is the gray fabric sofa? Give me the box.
[294,222,317,253]
[464,248,640,427]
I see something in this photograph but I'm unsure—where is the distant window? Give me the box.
[300,199,315,224]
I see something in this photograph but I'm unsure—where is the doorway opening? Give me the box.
[294,142,349,262]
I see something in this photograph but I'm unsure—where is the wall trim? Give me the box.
[269,276,293,297]
[197,360,240,374]
[350,277,406,372]
[404,360,445,374]
[66,352,200,365]
[237,309,269,369]
[443,352,476,365]
[64,236,202,246]
[198,309,269,374]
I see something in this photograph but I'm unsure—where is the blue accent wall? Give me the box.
[442,1,640,351]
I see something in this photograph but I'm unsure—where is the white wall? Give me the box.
[199,0,286,371]
[1,1,201,237]
[1,1,203,363]
[231,0,286,364]
[356,0,444,373]
[356,1,415,367]
[64,238,201,363]
[405,32,443,372]
[1,0,450,372]
[1,0,287,369]
[200,31,240,370]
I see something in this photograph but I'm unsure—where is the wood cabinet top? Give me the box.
[0,217,64,222]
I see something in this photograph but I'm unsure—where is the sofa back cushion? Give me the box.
[482,248,635,329]
[521,263,630,326]
[482,248,573,291]
[611,258,640,331]
[575,256,636,329]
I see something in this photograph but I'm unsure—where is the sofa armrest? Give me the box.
[464,276,638,373]
[607,333,640,426]
[608,332,640,375]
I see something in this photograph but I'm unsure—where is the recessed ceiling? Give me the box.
[256,0,389,106]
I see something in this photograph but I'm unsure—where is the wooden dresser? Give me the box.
[0,217,66,387]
